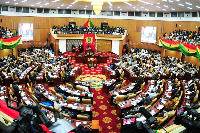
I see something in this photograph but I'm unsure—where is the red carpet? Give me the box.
[72,57,121,133]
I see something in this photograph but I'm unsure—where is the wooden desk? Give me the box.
[87,58,97,68]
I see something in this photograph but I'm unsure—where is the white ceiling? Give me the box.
[1,0,200,12]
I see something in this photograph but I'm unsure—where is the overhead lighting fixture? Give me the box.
[5,1,10,3]
[77,0,137,15]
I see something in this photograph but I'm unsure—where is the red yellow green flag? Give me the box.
[83,19,94,27]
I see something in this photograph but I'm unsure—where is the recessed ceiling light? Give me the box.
[69,5,72,7]
[36,2,41,4]
[171,8,175,10]
[185,2,192,6]
[40,5,43,7]
[163,9,166,11]
[169,0,173,2]
[57,7,60,8]
[145,9,148,11]
[176,0,180,1]
[61,4,64,6]
[120,9,122,10]
[141,6,144,8]
[45,3,49,5]
[31,5,34,7]
[84,8,86,9]
[164,5,168,8]
[187,7,192,9]
[15,3,18,5]
[132,7,136,8]
[14,0,16,1]
[156,6,161,8]
[118,6,120,8]
[5,1,10,3]
[67,7,69,9]
[136,9,139,11]
[196,6,200,9]
[157,3,160,4]
[178,3,184,6]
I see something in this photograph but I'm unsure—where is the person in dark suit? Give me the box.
[13,83,21,106]
[79,44,83,53]
[144,94,151,105]
[190,90,196,103]
[74,124,90,133]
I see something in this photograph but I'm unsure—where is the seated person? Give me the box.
[144,94,151,105]
[164,98,174,111]
[190,90,196,103]
[148,90,157,99]
[74,124,91,133]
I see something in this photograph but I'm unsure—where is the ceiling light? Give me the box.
[15,3,18,5]
[187,7,192,9]
[61,4,64,6]
[157,3,160,4]
[163,9,166,11]
[169,0,173,2]
[164,5,168,8]
[185,2,192,5]
[156,6,161,8]
[196,6,200,8]
[145,9,148,11]
[45,3,49,5]
[5,1,10,3]
[178,3,184,6]
[57,7,60,8]
[84,8,86,9]
[120,9,122,10]
[171,8,175,10]
[36,2,41,4]
[40,5,43,7]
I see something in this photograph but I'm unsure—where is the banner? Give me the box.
[159,37,200,59]
[0,36,21,50]
[179,42,196,56]
[83,34,95,52]
[197,45,200,61]
[0,39,2,51]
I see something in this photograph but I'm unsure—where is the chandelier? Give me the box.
[76,0,137,15]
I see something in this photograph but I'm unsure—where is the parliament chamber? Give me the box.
[0,1,200,133]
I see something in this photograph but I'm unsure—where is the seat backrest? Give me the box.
[82,98,92,104]
[67,97,77,102]
[127,93,136,99]
[77,114,89,121]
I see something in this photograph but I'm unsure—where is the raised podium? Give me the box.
[87,58,97,68]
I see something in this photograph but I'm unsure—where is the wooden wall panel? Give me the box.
[185,56,200,67]
[97,40,112,52]
[165,50,182,59]
[0,49,12,58]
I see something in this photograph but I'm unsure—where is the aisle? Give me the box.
[73,59,121,133]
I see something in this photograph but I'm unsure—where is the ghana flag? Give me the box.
[83,19,94,27]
